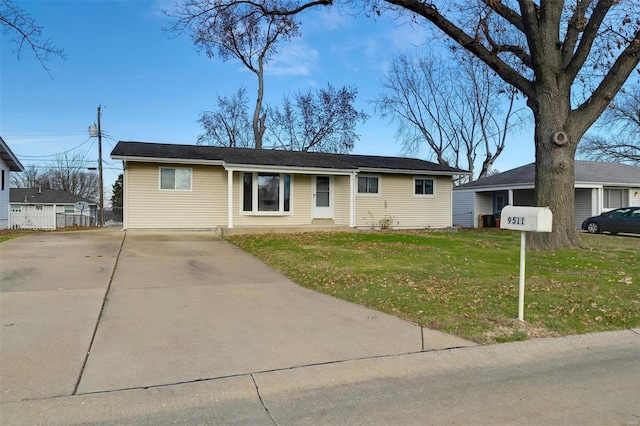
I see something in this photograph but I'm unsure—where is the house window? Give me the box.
[36,205,44,211]
[414,178,434,196]
[10,205,21,212]
[604,188,626,209]
[64,205,74,213]
[242,172,291,214]
[358,176,379,194]
[160,167,191,190]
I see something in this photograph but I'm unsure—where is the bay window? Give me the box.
[242,172,291,214]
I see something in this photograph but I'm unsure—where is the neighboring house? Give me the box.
[453,161,640,228]
[1,136,25,230]
[110,141,469,232]
[9,188,97,230]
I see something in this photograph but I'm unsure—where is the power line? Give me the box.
[15,136,94,158]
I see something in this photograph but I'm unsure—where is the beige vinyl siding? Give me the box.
[125,162,226,229]
[233,172,313,227]
[333,175,351,225]
[355,174,452,229]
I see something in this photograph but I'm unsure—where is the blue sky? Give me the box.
[1,0,536,194]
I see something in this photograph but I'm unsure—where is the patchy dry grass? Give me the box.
[228,230,640,344]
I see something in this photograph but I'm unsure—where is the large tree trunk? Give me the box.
[527,88,583,250]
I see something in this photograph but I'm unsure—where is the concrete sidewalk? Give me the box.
[1,230,475,404]
[2,329,638,425]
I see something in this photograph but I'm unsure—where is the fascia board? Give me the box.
[224,163,356,175]
[357,167,471,176]
[110,155,225,166]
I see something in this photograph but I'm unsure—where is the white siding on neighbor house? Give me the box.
[0,158,9,229]
[125,162,226,229]
[355,174,452,229]
[630,188,640,207]
[453,189,474,227]
[474,192,493,227]
[574,188,593,228]
[232,172,314,227]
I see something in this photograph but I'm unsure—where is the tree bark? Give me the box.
[527,87,583,250]
[252,57,266,149]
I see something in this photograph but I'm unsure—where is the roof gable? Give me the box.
[457,161,640,188]
[0,136,25,172]
[110,141,469,175]
[10,188,96,205]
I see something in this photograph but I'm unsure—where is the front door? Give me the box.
[313,176,333,219]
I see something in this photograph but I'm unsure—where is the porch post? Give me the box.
[227,169,234,229]
[349,172,356,227]
[508,189,514,206]
[52,204,57,230]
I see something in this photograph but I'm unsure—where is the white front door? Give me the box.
[313,176,334,219]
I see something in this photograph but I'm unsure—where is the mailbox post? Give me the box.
[500,206,553,321]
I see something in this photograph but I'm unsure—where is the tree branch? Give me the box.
[570,28,640,135]
[383,0,534,97]
[563,0,615,85]
[481,0,524,33]
[560,0,591,68]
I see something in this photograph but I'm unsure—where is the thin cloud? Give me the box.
[266,42,319,77]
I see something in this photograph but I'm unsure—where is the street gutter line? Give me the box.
[72,230,127,395]
[251,374,278,426]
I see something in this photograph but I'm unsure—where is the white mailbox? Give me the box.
[500,206,553,233]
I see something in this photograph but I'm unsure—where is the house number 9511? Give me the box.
[507,217,526,225]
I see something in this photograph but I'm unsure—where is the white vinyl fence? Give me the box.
[9,207,56,230]
[8,205,95,230]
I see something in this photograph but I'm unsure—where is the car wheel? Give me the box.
[586,222,600,234]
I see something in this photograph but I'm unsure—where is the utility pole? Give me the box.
[97,106,104,227]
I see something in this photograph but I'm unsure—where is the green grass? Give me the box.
[228,230,640,344]
[0,230,31,242]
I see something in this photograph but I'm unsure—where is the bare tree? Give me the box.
[198,86,254,147]
[222,0,639,250]
[167,0,302,149]
[266,83,368,153]
[375,52,522,180]
[9,165,51,189]
[0,0,64,75]
[578,83,640,165]
[48,152,100,201]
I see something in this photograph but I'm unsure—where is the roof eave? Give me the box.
[111,155,225,166]
[358,167,470,176]
[0,137,25,172]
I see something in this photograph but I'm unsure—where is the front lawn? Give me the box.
[228,230,640,343]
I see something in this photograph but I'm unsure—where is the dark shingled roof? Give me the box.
[10,188,96,205]
[457,161,640,189]
[111,141,469,175]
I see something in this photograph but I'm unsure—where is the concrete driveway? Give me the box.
[0,230,474,403]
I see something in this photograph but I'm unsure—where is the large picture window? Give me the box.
[242,172,291,214]
[414,178,434,196]
[160,167,191,190]
[357,176,379,194]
